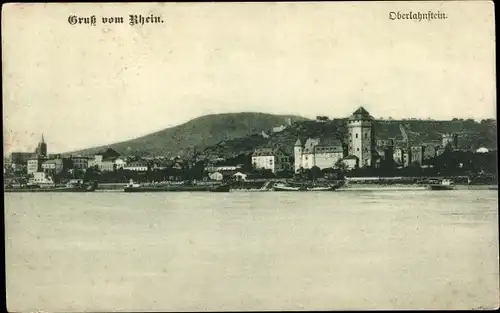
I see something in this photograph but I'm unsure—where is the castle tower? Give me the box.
[294,137,303,173]
[347,107,374,167]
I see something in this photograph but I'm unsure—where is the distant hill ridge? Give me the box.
[71,112,308,157]
[203,118,497,159]
[71,113,497,158]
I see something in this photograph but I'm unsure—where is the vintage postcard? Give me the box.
[3,1,498,311]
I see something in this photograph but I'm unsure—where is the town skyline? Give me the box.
[4,108,497,155]
[3,2,495,154]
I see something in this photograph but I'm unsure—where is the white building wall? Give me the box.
[301,153,316,169]
[100,161,115,172]
[114,159,127,169]
[314,152,344,169]
[31,172,54,184]
[27,160,40,175]
[89,155,103,169]
[252,155,276,173]
[41,160,64,173]
[294,146,302,172]
[393,149,404,164]
[347,120,373,167]
[124,165,148,172]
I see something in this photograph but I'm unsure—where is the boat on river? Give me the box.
[123,180,230,192]
[273,183,306,191]
[336,184,427,191]
[273,180,343,192]
[4,181,98,193]
[306,186,334,191]
[428,179,455,190]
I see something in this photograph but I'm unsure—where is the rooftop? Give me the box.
[348,106,373,121]
[302,137,342,153]
[252,148,275,156]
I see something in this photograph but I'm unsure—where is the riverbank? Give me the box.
[8,179,497,192]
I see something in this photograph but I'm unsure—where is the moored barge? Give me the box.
[5,181,98,192]
[123,181,230,192]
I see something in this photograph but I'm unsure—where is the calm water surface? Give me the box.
[5,190,499,311]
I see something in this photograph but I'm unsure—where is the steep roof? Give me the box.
[302,137,342,153]
[42,159,61,165]
[97,148,120,158]
[252,148,275,156]
[349,106,373,120]
[317,137,342,147]
[102,156,117,162]
[304,138,320,151]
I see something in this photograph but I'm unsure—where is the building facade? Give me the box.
[114,158,127,169]
[294,137,344,172]
[252,148,291,173]
[347,107,375,168]
[100,158,116,171]
[71,156,90,170]
[393,148,405,166]
[410,146,425,165]
[423,145,437,160]
[88,155,103,169]
[30,172,54,185]
[27,157,45,175]
[89,148,121,171]
[41,159,64,173]
[124,160,149,171]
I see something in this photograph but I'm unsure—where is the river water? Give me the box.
[5,190,499,311]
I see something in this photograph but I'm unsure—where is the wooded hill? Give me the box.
[72,113,497,159]
[71,112,307,157]
[202,118,497,160]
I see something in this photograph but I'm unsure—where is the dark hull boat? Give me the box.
[273,180,344,192]
[428,185,455,190]
[5,183,97,193]
[273,185,306,191]
[428,179,455,190]
[124,184,230,192]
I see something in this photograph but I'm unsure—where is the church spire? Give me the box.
[41,133,45,143]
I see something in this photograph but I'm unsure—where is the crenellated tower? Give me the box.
[347,107,375,167]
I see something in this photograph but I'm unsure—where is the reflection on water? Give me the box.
[5,190,499,311]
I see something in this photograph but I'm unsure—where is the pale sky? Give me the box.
[2,2,496,154]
